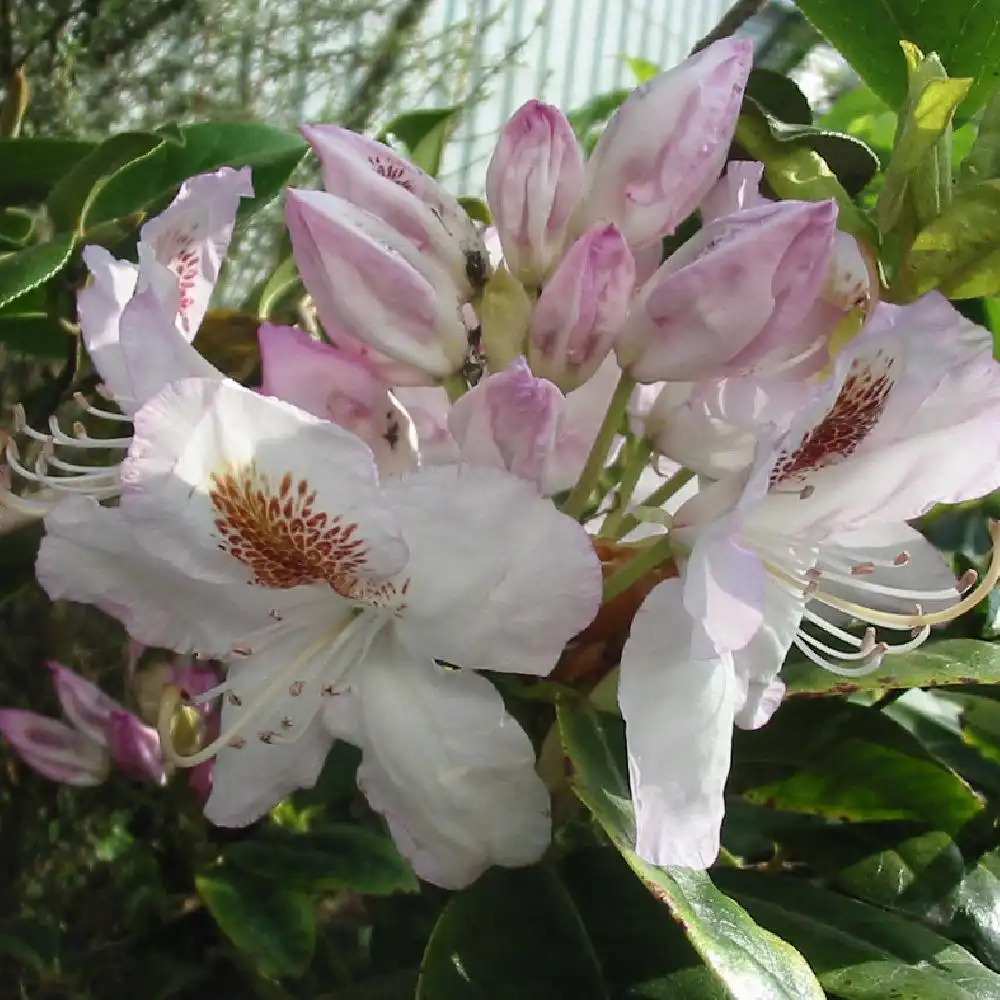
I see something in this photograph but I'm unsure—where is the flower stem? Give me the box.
[562,371,635,520]
[599,438,652,538]
[610,467,696,540]
[603,534,676,602]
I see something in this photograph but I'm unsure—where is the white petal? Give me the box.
[37,497,278,657]
[619,579,737,868]
[325,633,551,888]
[120,377,408,593]
[383,464,602,675]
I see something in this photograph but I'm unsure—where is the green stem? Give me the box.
[611,467,696,540]
[603,534,675,603]
[599,438,652,538]
[561,372,635,520]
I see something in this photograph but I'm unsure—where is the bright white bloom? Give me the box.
[619,293,1000,868]
[1,167,252,517]
[38,377,601,888]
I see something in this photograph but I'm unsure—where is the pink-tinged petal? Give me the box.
[736,678,785,731]
[188,760,214,803]
[286,188,469,379]
[529,224,635,392]
[752,295,1000,539]
[823,231,874,313]
[684,528,765,656]
[302,124,485,290]
[46,661,120,745]
[0,709,108,786]
[617,199,838,383]
[325,634,550,889]
[579,38,753,247]
[120,377,408,592]
[486,100,585,285]
[383,464,602,675]
[106,710,166,784]
[38,498,281,657]
[448,358,562,490]
[258,324,418,476]
[700,161,767,223]
[77,245,139,404]
[392,386,460,465]
[139,166,254,339]
[619,579,737,868]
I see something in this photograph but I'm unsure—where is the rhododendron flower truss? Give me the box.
[0,166,252,520]
[38,376,602,889]
[619,293,1000,869]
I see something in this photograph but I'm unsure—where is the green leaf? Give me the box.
[255,255,302,320]
[83,122,308,228]
[960,86,1000,185]
[952,849,1000,969]
[0,313,71,358]
[716,868,1000,998]
[378,106,462,178]
[457,195,491,225]
[0,523,43,604]
[567,89,631,152]
[416,865,607,1000]
[893,179,1000,299]
[223,824,418,895]
[731,699,984,833]
[0,233,75,312]
[557,697,825,1000]
[784,639,1000,697]
[562,848,728,999]
[46,130,168,233]
[746,68,813,126]
[196,868,316,979]
[792,0,1000,115]
[0,208,35,249]
[625,55,660,84]
[0,138,96,204]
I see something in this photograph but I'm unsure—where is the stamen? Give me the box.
[72,392,131,422]
[792,633,887,677]
[796,624,882,661]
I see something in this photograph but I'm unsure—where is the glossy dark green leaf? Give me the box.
[0,313,71,358]
[0,523,43,604]
[784,639,1000,697]
[731,699,983,832]
[557,697,825,1000]
[47,130,168,232]
[716,869,1000,998]
[792,0,1000,115]
[952,849,1000,969]
[0,138,96,203]
[562,848,728,1000]
[0,234,75,312]
[378,106,461,178]
[0,208,35,248]
[83,122,308,228]
[416,865,607,1000]
[745,68,813,126]
[196,868,316,979]
[223,824,417,896]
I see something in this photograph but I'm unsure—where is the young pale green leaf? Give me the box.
[82,122,308,229]
[457,195,491,225]
[625,55,660,84]
[557,697,825,1000]
[734,108,877,243]
[715,869,1000,998]
[792,0,1000,115]
[0,138,96,204]
[960,87,1000,186]
[892,179,1000,300]
[0,234,75,312]
[731,699,984,833]
[195,868,316,980]
[378,106,462,178]
[784,639,1000,698]
[254,255,302,320]
[46,131,168,233]
[416,865,607,1000]
[222,824,418,896]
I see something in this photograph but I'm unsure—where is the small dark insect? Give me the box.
[465,249,488,289]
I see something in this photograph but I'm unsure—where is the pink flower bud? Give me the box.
[617,199,838,383]
[286,189,470,380]
[302,124,488,292]
[105,710,166,785]
[578,38,753,247]
[0,709,108,786]
[449,357,562,491]
[528,223,635,392]
[47,660,119,745]
[259,323,418,475]
[392,386,460,465]
[486,100,585,286]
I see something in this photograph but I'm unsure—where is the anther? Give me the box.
[893,551,910,566]
[799,485,815,499]
[232,644,252,657]
[228,736,246,749]
[959,569,978,594]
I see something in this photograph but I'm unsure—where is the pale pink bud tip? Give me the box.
[106,710,167,785]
